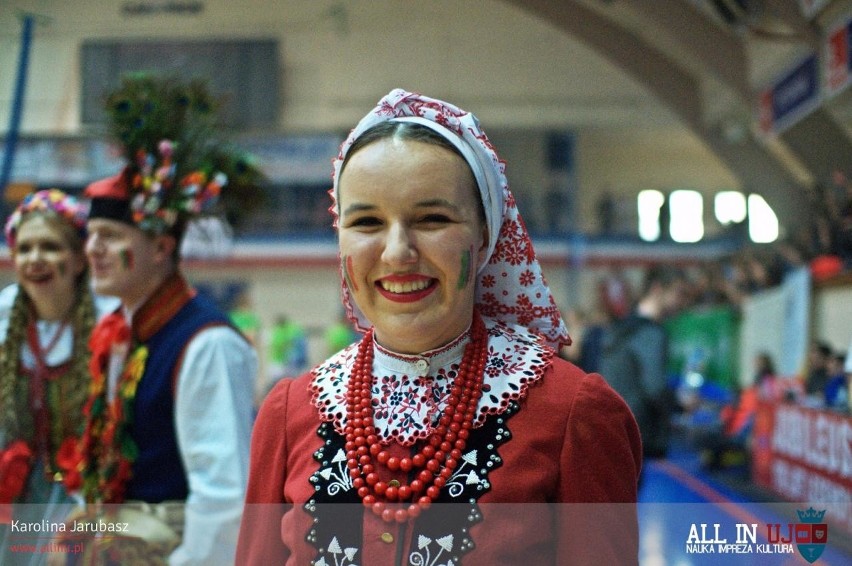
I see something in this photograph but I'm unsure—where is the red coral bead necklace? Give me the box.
[344,313,488,523]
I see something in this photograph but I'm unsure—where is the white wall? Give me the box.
[812,280,852,355]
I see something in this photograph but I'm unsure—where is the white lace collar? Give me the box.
[310,317,554,446]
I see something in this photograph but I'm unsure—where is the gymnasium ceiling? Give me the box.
[1,0,849,231]
[500,0,852,226]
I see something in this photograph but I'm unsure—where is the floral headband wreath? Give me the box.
[85,139,225,236]
[331,88,570,349]
[5,189,88,249]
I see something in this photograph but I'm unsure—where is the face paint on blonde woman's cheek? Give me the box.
[457,247,472,290]
[119,249,134,270]
[343,255,359,292]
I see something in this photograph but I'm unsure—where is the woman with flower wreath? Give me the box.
[237,90,642,565]
[0,190,118,561]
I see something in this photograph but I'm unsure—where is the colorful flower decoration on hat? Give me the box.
[90,73,265,232]
[4,189,88,249]
[127,139,227,235]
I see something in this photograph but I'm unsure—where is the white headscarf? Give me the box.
[331,89,569,349]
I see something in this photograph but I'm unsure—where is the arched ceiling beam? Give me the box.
[635,0,851,191]
[505,0,704,130]
[502,0,809,226]
[631,0,752,102]
[763,0,821,47]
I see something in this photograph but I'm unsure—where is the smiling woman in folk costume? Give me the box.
[238,90,642,565]
[0,191,118,501]
[0,190,118,563]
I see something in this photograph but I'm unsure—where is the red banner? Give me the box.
[752,401,852,535]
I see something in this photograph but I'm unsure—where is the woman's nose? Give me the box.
[381,224,417,265]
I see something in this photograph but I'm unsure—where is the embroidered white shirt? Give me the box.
[311,317,552,446]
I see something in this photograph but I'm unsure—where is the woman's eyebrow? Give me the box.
[416,198,457,209]
[343,199,458,216]
[342,202,377,216]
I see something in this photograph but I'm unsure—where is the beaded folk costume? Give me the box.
[238,91,642,565]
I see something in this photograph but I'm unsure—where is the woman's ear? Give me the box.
[477,224,489,267]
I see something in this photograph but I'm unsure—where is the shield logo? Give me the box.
[795,508,828,564]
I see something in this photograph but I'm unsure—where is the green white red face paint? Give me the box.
[343,255,358,292]
[119,248,134,270]
[457,247,472,290]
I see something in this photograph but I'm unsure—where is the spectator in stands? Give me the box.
[804,340,833,402]
[824,352,848,411]
[324,308,360,357]
[229,289,262,344]
[699,380,758,471]
[753,351,780,401]
[683,265,717,307]
[577,272,632,373]
[267,313,308,384]
[598,264,685,461]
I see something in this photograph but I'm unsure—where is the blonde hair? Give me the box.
[0,209,96,469]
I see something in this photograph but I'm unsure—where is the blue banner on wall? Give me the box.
[759,55,820,135]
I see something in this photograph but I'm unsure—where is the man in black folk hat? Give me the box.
[75,143,257,565]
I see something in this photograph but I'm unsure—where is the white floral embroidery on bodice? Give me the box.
[310,317,552,446]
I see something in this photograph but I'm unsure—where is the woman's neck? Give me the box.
[31,290,75,322]
[373,318,475,357]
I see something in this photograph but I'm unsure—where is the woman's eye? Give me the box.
[421,214,452,223]
[348,216,382,227]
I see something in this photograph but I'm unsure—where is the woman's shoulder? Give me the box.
[566,355,632,395]
[0,283,19,312]
[0,284,19,342]
[258,372,315,416]
[535,355,590,395]
[483,317,624,411]
[533,355,633,416]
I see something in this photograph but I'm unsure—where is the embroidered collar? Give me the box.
[372,324,470,372]
[310,317,554,446]
[129,273,196,342]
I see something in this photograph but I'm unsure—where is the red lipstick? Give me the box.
[375,275,437,303]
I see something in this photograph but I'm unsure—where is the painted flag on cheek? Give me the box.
[119,249,134,270]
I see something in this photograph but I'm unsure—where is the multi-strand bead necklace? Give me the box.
[344,314,488,523]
